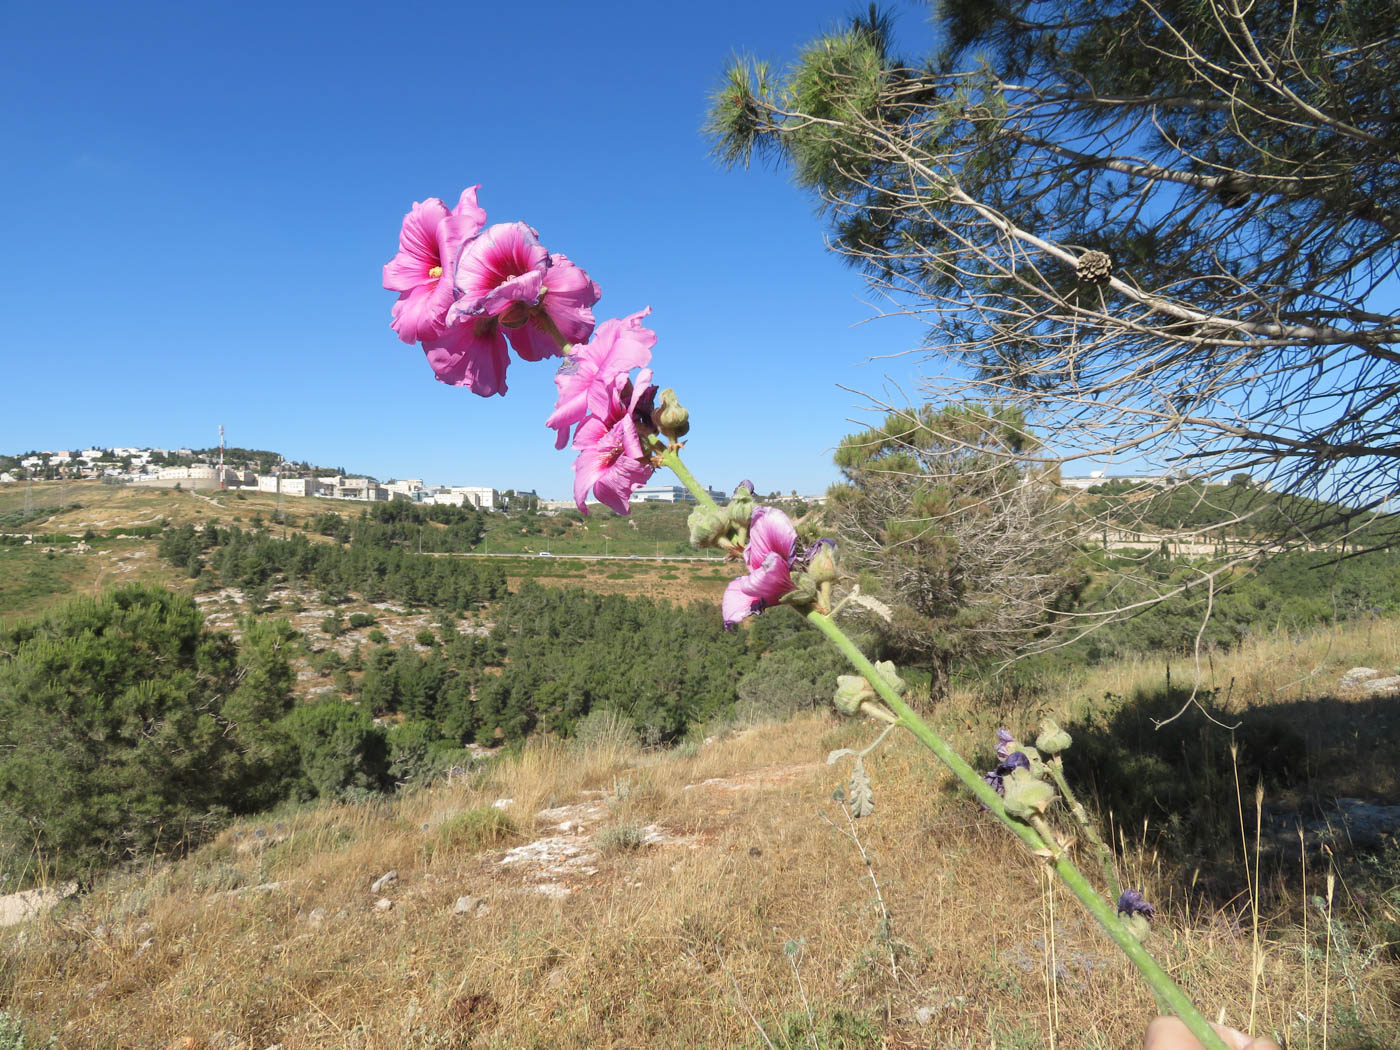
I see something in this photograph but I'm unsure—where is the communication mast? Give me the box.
[218,424,226,489]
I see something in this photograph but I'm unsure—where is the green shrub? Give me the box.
[433,806,514,854]
[415,628,437,647]
[594,819,648,854]
[367,628,388,644]
[0,1009,56,1049]
[348,611,376,629]
[284,699,386,800]
[0,586,296,883]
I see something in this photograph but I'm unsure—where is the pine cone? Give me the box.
[1075,250,1113,284]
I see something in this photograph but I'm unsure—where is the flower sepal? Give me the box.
[687,505,731,549]
[1001,767,1057,820]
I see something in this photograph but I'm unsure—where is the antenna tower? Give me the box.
[218,424,226,489]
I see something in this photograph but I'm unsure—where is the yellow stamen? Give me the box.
[428,265,443,278]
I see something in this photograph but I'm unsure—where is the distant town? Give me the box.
[0,445,739,511]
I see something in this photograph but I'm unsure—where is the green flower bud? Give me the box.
[872,660,907,697]
[687,505,730,549]
[1123,912,1152,942]
[656,388,690,441]
[833,674,875,716]
[727,481,756,528]
[1036,719,1072,755]
[806,539,838,584]
[1001,767,1057,820]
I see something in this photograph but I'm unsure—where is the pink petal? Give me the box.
[454,222,549,304]
[389,276,455,345]
[506,320,565,362]
[383,197,449,292]
[593,455,653,515]
[722,578,759,626]
[746,506,798,571]
[572,445,608,514]
[442,186,486,243]
[422,323,511,397]
[540,253,601,344]
[741,552,796,604]
[584,310,656,420]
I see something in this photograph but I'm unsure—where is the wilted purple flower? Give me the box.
[995,728,1018,763]
[1117,888,1156,920]
[983,750,1031,795]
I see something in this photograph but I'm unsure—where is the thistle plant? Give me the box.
[382,186,1233,1050]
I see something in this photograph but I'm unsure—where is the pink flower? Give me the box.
[722,506,799,626]
[449,223,600,356]
[571,369,656,515]
[545,308,656,449]
[382,188,486,345]
[425,222,601,398]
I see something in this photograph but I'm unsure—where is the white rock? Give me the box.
[374,897,394,912]
[454,895,489,917]
[370,870,398,893]
[1340,667,1382,688]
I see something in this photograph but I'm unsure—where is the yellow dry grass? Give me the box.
[3,621,1399,1049]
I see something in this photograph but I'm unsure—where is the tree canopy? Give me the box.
[830,403,1081,695]
[710,0,1400,547]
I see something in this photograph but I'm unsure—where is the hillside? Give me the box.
[3,618,1399,1048]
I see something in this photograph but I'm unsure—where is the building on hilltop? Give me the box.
[629,483,728,504]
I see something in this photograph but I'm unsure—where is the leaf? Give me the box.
[848,756,875,818]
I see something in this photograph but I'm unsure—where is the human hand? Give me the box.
[1144,1016,1282,1050]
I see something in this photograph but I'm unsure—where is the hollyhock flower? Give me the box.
[448,223,601,355]
[382,188,487,345]
[983,750,1031,796]
[545,308,656,449]
[427,223,601,399]
[1117,888,1156,920]
[722,506,799,627]
[571,369,656,515]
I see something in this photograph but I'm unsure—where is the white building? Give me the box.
[448,486,497,510]
[629,484,728,504]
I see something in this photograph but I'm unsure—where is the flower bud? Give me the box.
[1001,767,1057,820]
[687,505,729,549]
[833,674,876,716]
[872,660,907,697]
[805,539,838,584]
[655,388,690,441]
[727,481,756,528]
[1036,719,1072,755]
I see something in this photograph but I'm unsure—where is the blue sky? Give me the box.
[0,0,935,499]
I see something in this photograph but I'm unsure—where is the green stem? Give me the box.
[659,446,721,513]
[804,609,1230,1050]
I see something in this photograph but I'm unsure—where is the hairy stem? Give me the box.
[804,608,1231,1050]
[659,446,722,512]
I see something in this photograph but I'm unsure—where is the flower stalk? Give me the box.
[803,609,1232,1050]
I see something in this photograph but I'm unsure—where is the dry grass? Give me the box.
[3,622,1399,1049]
